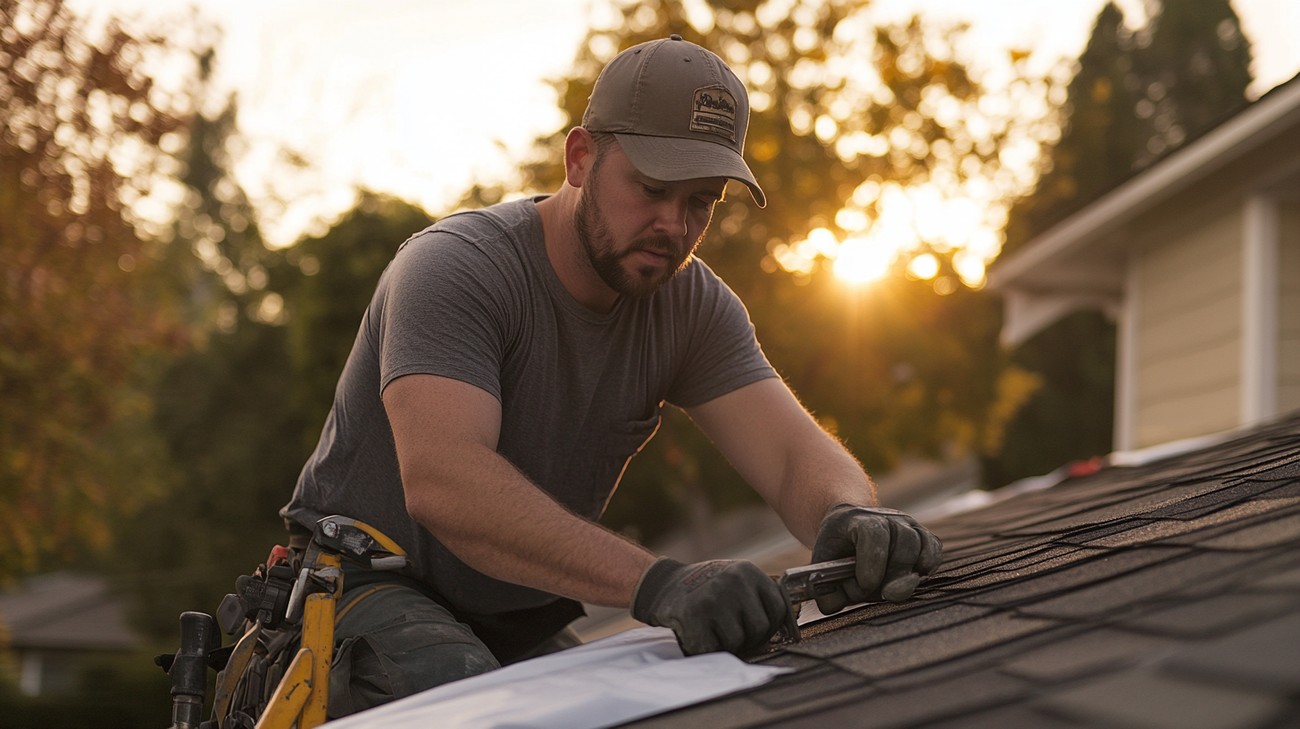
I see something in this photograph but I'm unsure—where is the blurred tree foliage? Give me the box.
[1004,3,1144,250]
[464,0,1050,537]
[98,28,296,636]
[0,0,199,579]
[1005,0,1253,251]
[987,0,1253,488]
[109,53,431,634]
[1131,0,1252,170]
[278,193,432,445]
[120,190,428,638]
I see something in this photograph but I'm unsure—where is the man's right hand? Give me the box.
[631,557,788,656]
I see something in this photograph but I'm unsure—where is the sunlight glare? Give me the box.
[807,227,841,257]
[952,250,988,288]
[937,195,982,248]
[966,227,1003,259]
[851,179,882,206]
[790,106,813,135]
[772,173,1010,291]
[681,0,715,32]
[907,252,940,280]
[833,236,894,285]
[912,184,947,244]
[815,114,838,142]
[835,207,869,232]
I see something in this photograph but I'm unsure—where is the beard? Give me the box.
[574,179,699,300]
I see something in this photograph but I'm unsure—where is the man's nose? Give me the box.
[651,198,689,240]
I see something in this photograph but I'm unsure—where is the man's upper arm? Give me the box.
[383,374,502,485]
[378,230,513,403]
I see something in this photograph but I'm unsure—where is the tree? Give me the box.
[99,37,303,634]
[0,0,198,579]
[59,0,437,635]
[1004,0,1252,251]
[279,193,432,441]
[483,2,1055,292]
[116,192,432,639]
[1004,3,1144,249]
[987,0,1253,487]
[1132,0,1251,167]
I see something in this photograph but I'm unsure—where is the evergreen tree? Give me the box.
[1132,0,1252,168]
[1005,3,1145,248]
[279,193,432,441]
[987,0,1254,488]
[1006,0,1252,253]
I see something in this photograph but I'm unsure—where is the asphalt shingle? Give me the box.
[622,411,1300,728]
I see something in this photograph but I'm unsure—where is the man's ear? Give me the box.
[564,127,597,188]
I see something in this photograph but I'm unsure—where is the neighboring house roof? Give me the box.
[0,573,141,652]
[623,409,1300,728]
[987,73,1300,346]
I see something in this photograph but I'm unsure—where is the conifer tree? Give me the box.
[988,0,1254,488]
[1131,0,1252,168]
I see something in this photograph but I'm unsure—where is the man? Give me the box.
[281,35,942,718]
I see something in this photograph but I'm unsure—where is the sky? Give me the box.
[74,0,1300,248]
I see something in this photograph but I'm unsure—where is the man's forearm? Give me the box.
[401,441,657,608]
[683,378,881,546]
[775,433,879,546]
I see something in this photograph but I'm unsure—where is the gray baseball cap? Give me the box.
[582,35,766,208]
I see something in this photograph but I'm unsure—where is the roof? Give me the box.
[0,573,142,652]
[986,74,1300,346]
[622,408,1300,728]
[990,73,1300,293]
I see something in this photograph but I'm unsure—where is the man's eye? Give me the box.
[641,184,665,197]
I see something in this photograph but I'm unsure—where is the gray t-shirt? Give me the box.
[281,197,776,618]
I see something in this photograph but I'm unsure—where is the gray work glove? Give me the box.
[632,557,788,656]
[811,503,944,614]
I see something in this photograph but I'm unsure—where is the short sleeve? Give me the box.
[377,231,518,401]
[665,260,777,408]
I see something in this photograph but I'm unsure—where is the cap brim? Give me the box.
[614,133,766,208]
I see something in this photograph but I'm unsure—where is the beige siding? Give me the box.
[1280,199,1300,413]
[1132,206,1243,448]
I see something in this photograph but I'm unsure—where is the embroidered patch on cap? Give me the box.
[689,85,738,142]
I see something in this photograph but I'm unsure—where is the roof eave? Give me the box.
[988,78,1300,302]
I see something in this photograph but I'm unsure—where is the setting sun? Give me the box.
[833,237,894,284]
[775,179,1004,291]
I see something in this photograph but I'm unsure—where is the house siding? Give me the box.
[1132,205,1243,448]
[1280,198,1300,412]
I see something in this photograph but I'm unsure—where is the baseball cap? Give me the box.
[582,35,767,208]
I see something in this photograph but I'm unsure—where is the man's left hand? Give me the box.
[811,503,943,614]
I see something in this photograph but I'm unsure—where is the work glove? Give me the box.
[811,503,943,614]
[632,557,788,656]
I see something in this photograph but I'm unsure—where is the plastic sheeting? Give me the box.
[323,626,790,729]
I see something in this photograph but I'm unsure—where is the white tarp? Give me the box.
[322,626,791,729]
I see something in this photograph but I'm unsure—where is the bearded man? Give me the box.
[280,35,942,719]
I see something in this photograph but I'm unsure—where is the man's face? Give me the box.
[574,140,725,299]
